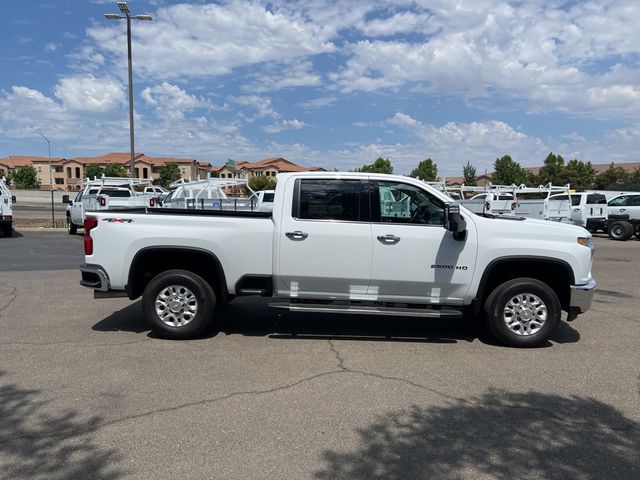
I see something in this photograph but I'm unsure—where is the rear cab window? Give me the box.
[293,179,368,222]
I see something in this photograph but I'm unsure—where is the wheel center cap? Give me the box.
[169,300,182,312]
[521,309,532,320]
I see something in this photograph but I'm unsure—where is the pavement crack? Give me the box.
[0,287,18,319]
[328,339,346,371]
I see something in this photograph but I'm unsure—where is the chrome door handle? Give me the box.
[377,234,400,245]
[285,231,308,241]
[620,208,626,212]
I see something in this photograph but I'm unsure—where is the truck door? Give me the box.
[70,190,85,225]
[276,178,372,300]
[608,195,629,218]
[369,180,476,304]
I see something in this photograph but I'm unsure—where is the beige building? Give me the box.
[0,152,213,190]
[212,157,324,180]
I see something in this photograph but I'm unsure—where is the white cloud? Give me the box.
[54,75,124,112]
[227,95,279,121]
[242,60,323,94]
[329,0,640,118]
[263,119,307,134]
[142,82,214,121]
[45,43,60,53]
[297,96,337,109]
[84,1,336,81]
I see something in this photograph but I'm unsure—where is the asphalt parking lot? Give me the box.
[0,231,638,480]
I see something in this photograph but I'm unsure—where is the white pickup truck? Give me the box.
[65,177,157,234]
[79,172,596,347]
[1,177,15,237]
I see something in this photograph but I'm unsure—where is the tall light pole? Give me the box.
[37,132,55,228]
[105,2,152,177]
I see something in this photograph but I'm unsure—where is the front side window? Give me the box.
[296,179,364,222]
[375,181,444,225]
[608,196,628,207]
[631,195,640,206]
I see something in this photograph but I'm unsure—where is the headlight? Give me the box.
[577,237,593,249]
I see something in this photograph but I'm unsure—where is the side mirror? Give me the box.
[444,203,467,241]
[62,194,70,204]
[11,195,16,203]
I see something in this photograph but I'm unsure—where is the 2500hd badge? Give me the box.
[431,264,468,270]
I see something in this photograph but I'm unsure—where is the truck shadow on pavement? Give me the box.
[93,297,580,347]
[313,389,640,480]
[0,370,125,480]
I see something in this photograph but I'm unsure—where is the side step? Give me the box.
[269,302,462,318]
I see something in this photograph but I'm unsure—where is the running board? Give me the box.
[269,302,462,318]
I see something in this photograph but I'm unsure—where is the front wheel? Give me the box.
[484,278,561,347]
[142,269,216,339]
[67,216,77,235]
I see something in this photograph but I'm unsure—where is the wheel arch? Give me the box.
[474,256,574,313]
[127,246,228,303]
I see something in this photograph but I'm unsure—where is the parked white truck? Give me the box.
[65,177,157,234]
[1,177,15,237]
[79,172,596,347]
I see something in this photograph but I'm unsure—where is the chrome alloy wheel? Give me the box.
[503,293,547,336]
[155,285,199,327]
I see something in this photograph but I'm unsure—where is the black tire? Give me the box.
[67,215,77,235]
[142,269,215,339]
[608,221,633,241]
[1,223,12,237]
[484,278,561,348]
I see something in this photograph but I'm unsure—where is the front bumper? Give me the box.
[79,263,110,291]
[569,278,597,315]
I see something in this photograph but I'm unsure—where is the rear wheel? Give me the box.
[67,215,77,235]
[142,269,215,339]
[484,278,561,347]
[608,221,633,241]
[1,223,12,237]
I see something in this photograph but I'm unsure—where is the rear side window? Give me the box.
[586,194,607,204]
[295,179,365,222]
[262,192,275,202]
[100,189,131,198]
[550,195,569,201]
[570,195,581,206]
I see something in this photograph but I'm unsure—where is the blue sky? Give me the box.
[1,0,639,176]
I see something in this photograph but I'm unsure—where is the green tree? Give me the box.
[536,152,567,185]
[409,158,438,181]
[355,157,393,174]
[249,175,277,192]
[594,163,628,189]
[462,161,477,185]
[492,155,526,185]
[12,166,39,189]
[564,159,596,190]
[103,163,127,177]
[84,164,103,180]
[159,162,182,188]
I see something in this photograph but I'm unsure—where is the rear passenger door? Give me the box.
[275,178,373,300]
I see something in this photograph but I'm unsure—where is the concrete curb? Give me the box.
[14,227,69,233]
